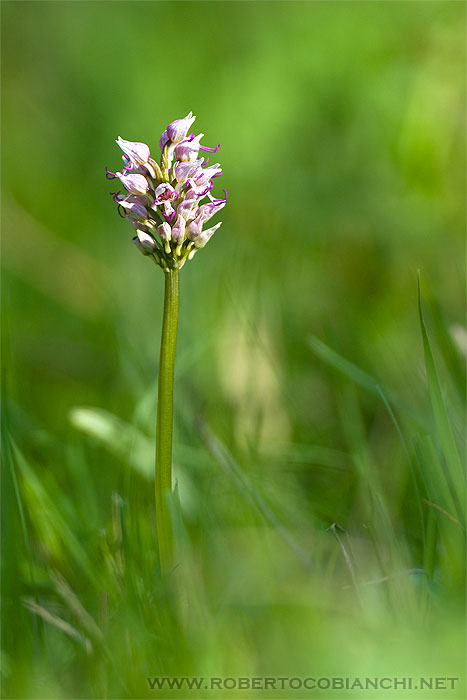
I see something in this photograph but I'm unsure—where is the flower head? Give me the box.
[107,113,226,270]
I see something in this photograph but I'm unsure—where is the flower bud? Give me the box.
[119,195,149,220]
[118,172,149,195]
[171,215,186,245]
[128,218,148,231]
[186,213,203,240]
[116,137,150,165]
[159,130,169,151]
[133,230,158,254]
[157,222,172,243]
[166,112,196,143]
[193,222,222,248]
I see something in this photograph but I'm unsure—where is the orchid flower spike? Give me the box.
[106,112,226,270]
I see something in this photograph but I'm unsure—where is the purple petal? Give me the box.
[199,143,221,153]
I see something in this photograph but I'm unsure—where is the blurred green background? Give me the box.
[1,1,465,698]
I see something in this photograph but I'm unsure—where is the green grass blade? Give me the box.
[309,336,383,396]
[417,274,465,524]
[309,336,409,414]
[69,407,153,479]
[201,423,313,571]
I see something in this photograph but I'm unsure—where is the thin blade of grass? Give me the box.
[417,274,465,524]
[200,422,313,571]
[309,336,397,402]
[69,407,153,479]
[22,598,92,653]
[424,277,466,398]
[12,443,98,587]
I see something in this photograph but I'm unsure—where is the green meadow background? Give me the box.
[1,1,465,698]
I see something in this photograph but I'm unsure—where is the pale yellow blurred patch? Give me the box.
[451,324,467,358]
[218,310,290,448]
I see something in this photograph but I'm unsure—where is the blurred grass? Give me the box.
[1,1,466,698]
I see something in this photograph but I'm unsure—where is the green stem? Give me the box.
[155,267,180,572]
